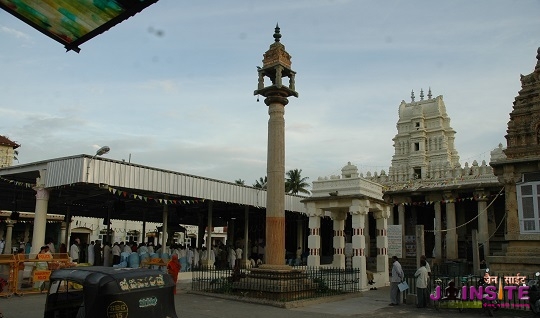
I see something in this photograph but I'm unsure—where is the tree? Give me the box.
[253,176,267,189]
[285,169,310,195]
[234,179,245,185]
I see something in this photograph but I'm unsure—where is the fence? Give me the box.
[403,271,536,312]
[0,253,73,296]
[192,266,362,302]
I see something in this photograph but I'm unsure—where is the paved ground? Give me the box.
[1,275,536,318]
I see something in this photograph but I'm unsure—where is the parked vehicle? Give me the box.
[43,266,178,318]
[529,272,540,316]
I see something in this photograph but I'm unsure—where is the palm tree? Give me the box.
[234,179,245,185]
[253,176,267,189]
[285,169,310,195]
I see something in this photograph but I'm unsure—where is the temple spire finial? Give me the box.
[428,87,432,99]
[273,23,281,42]
[420,88,424,101]
[411,90,415,102]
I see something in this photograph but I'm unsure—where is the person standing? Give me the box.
[390,255,404,306]
[415,259,429,308]
[112,242,121,265]
[87,241,95,265]
[103,241,112,267]
[70,238,80,263]
[46,238,55,254]
[167,254,181,294]
[94,240,102,266]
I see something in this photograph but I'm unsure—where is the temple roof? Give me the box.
[0,135,19,149]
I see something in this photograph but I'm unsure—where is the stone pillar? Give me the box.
[444,192,458,259]
[161,203,168,250]
[398,204,406,259]
[350,200,368,290]
[475,189,490,259]
[3,220,14,254]
[387,207,394,226]
[502,165,520,240]
[374,206,389,273]
[265,100,286,266]
[24,223,30,244]
[242,206,250,268]
[228,219,235,246]
[59,222,67,247]
[434,201,442,260]
[331,211,346,268]
[202,201,214,268]
[296,215,304,252]
[31,186,50,254]
[415,225,425,267]
[307,204,322,267]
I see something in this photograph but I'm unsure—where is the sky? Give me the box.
[1,0,540,189]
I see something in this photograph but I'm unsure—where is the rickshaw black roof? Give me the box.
[50,266,174,292]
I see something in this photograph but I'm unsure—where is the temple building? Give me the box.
[358,90,505,274]
[0,136,19,168]
[488,47,540,273]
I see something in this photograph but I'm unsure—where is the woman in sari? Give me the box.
[167,254,181,294]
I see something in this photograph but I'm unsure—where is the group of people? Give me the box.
[69,238,112,266]
[389,255,431,308]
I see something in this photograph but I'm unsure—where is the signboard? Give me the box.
[387,225,402,258]
[405,235,416,257]
[33,270,51,281]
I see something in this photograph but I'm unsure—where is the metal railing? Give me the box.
[191,266,362,302]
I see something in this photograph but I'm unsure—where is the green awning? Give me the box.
[0,0,159,53]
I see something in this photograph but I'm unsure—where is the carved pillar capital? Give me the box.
[349,199,369,215]
[33,186,50,201]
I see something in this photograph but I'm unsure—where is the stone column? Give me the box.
[434,201,442,260]
[444,192,458,259]
[502,165,520,240]
[31,186,50,254]
[475,189,490,259]
[242,206,250,268]
[296,215,304,252]
[265,100,287,266]
[3,220,14,254]
[228,219,235,246]
[201,201,214,268]
[161,202,168,251]
[331,210,346,268]
[398,204,406,259]
[350,200,369,290]
[307,204,322,267]
[59,222,67,247]
[374,206,389,273]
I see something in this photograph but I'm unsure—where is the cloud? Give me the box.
[0,25,30,40]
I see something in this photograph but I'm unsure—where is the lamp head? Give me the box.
[96,146,110,156]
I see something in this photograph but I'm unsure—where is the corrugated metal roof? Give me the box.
[1,154,305,213]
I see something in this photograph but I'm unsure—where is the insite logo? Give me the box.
[430,273,530,303]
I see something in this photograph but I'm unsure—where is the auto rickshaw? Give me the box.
[43,266,178,318]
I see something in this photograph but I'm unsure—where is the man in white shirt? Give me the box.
[415,259,429,308]
[70,238,80,263]
[87,241,95,265]
[390,256,404,306]
[112,242,121,265]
